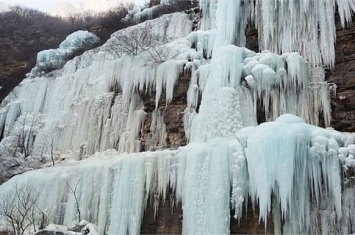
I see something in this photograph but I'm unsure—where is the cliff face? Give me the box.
[141,199,275,234]
[140,72,190,152]
[330,16,355,132]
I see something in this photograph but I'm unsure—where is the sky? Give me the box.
[2,0,82,12]
[1,0,145,12]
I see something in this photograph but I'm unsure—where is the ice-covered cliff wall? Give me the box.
[1,0,355,234]
[0,12,193,174]
[1,115,355,234]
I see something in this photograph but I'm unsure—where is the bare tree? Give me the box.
[107,26,151,57]
[43,128,61,166]
[8,114,39,159]
[99,17,186,63]
[19,114,38,158]
[146,43,180,63]
[0,114,39,166]
[66,179,81,222]
[47,135,56,167]
[0,182,44,235]
[104,19,171,58]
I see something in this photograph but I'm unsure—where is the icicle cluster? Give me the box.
[184,43,332,142]
[0,150,177,235]
[200,0,355,67]
[241,114,346,233]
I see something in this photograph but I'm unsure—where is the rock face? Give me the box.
[329,15,355,132]
[150,0,161,7]
[141,196,273,234]
[141,72,190,151]
[141,196,183,234]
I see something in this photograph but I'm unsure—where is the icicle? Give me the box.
[147,109,167,150]
[215,0,249,46]
[200,0,218,30]
[336,0,355,27]
[187,30,217,59]
[155,60,185,108]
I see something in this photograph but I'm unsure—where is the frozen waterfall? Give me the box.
[1,0,355,234]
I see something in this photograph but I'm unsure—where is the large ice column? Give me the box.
[0,150,177,235]
[178,44,251,233]
[187,45,256,142]
[146,109,167,151]
[175,139,246,235]
[199,0,218,30]
[200,0,252,46]
[215,0,249,46]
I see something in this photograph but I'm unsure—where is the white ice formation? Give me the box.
[29,31,100,77]
[1,0,355,235]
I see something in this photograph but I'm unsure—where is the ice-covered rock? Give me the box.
[29,31,100,77]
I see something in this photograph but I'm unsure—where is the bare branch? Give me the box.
[66,179,81,222]
[0,182,42,235]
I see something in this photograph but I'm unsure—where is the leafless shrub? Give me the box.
[0,182,45,235]
[45,130,61,167]
[17,115,38,158]
[0,114,39,165]
[105,23,158,57]
[103,18,175,62]
[146,44,180,63]
[7,114,39,159]
[35,128,62,166]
